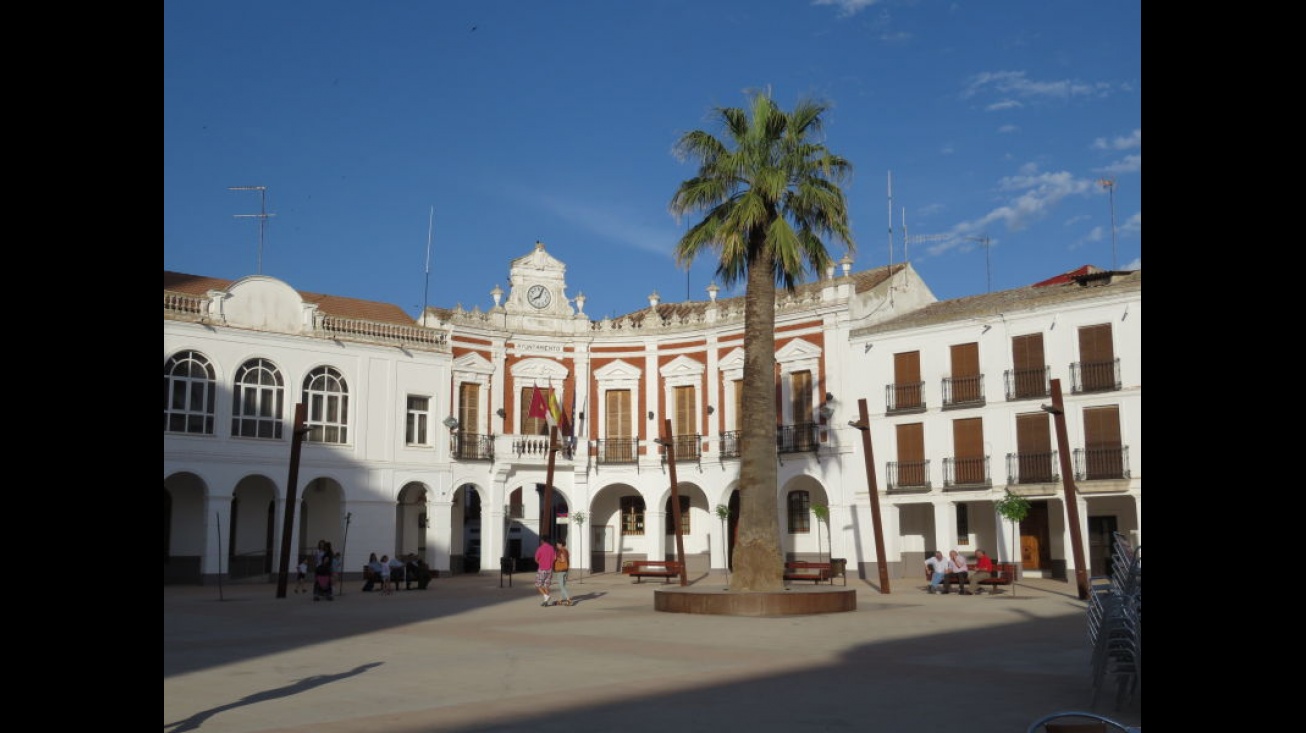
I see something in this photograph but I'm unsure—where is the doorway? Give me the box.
[1087,515,1119,578]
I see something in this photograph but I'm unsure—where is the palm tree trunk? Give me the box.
[730,246,784,592]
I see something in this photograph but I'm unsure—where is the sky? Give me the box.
[164,0,1141,321]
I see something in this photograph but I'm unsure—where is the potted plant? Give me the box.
[571,511,586,583]
[994,490,1031,597]
[812,504,830,565]
[715,504,731,585]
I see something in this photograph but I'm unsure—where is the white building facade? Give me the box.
[164,243,1140,586]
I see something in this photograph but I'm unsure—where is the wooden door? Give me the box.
[1020,535,1042,570]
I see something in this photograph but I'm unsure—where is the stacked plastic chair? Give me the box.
[1086,533,1141,710]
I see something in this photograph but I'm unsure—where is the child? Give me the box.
[295,556,308,593]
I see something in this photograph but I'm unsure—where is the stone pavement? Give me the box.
[164,570,1141,733]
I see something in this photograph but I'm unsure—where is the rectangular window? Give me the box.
[956,504,970,545]
[406,395,430,445]
[893,351,923,409]
[1011,334,1046,398]
[949,342,982,404]
[1015,412,1056,483]
[896,422,926,487]
[604,389,633,461]
[521,387,547,436]
[787,491,811,533]
[791,370,813,424]
[458,383,480,436]
[1083,405,1124,479]
[620,496,645,535]
[1078,324,1117,392]
[673,385,695,436]
[952,417,985,485]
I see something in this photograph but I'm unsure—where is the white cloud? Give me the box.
[963,70,1115,106]
[1092,129,1141,150]
[1098,154,1141,175]
[812,0,882,18]
[1120,212,1141,236]
[997,124,1019,134]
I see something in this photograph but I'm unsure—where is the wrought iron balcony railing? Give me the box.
[887,460,931,492]
[1074,445,1130,481]
[659,434,702,462]
[1071,358,1122,394]
[450,431,494,461]
[943,456,991,489]
[885,381,926,414]
[594,438,640,464]
[776,423,820,454]
[1004,366,1050,401]
[942,374,986,409]
[719,430,741,459]
[1005,451,1060,485]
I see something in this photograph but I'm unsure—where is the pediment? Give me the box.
[453,351,495,375]
[659,354,705,378]
[221,276,311,334]
[775,338,822,362]
[594,359,642,380]
[510,357,569,381]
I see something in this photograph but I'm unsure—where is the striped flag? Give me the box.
[547,389,571,436]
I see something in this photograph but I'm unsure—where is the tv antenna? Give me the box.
[1098,178,1118,270]
[967,234,992,292]
[230,186,275,274]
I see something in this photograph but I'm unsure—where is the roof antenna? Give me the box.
[422,207,434,323]
[230,186,274,274]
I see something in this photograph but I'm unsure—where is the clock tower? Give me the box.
[503,241,575,320]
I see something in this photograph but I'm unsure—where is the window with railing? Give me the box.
[888,460,931,491]
[451,432,493,461]
[596,438,638,463]
[888,351,925,413]
[1073,324,1119,393]
[944,456,991,488]
[719,430,741,458]
[621,496,645,535]
[1080,405,1126,480]
[944,342,984,408]
[232,358,284,439]
[891,423,928,490]
[777,423,820,453]
[1075,445,1130,481]
[1008,333,1048,400]
[164,350,216,435]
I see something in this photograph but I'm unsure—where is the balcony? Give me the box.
[511,434,575,461]
[942,374,986,409]
[450,432,494,461]
[943,456,991,490]
[1074,445,1130,481]
[660,433,702,462]
[1004,366,1050,401]
[885,381,926,414]
[887,460,931,492]
[719,430,741,459]
[594,438,640,464]
[1005,451,1060,485]
[777,423,820,454]
[1071,358,1122,394]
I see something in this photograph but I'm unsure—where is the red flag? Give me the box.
[528,386,549,422]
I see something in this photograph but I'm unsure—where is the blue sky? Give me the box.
[164,1,1141,320]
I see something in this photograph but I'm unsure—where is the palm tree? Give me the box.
[670,90,854,591]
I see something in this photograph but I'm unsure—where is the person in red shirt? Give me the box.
[534,538,557,607]
[969,549,995,594]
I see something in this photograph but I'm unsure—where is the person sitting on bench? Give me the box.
[943,550,971,595]
[968,549,994,594]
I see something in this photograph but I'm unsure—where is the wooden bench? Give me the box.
[924,561,1018,594]
[621,560,684,583]
[784,558,847,586]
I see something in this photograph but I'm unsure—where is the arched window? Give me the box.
[620,496,645,536]
[303,366,349,444]
[232,358,284,439]
[787,490,811,534]
[164,350,216,434]
[664,495,690,535]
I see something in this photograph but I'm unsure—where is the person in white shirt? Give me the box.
[925,551,947,594]
[944,549,972,595]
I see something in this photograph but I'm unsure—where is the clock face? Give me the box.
[526,284,551,309]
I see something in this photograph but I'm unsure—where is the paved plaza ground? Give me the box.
[164,570,1141,733]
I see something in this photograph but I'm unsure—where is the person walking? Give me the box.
[534,538,556,607]
[553,540,573,606]
[314,542,335,601]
